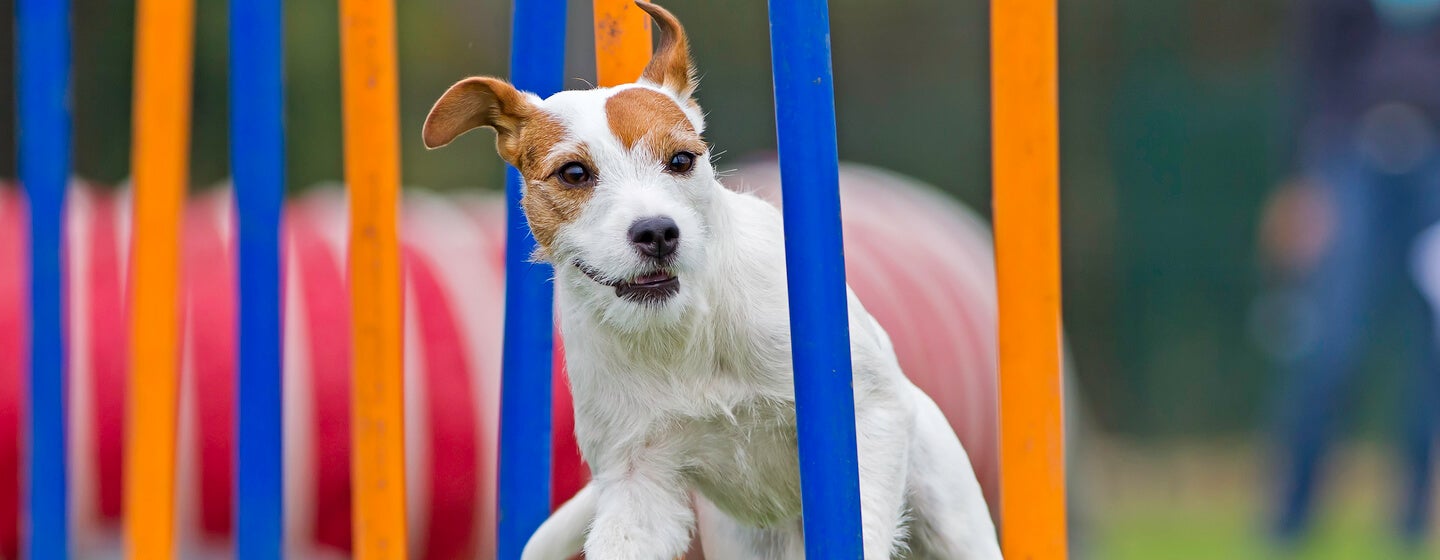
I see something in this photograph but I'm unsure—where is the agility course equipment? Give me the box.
[231,0,287,557]
[15,0,70,558]
[127,0,195,556]
[768,1,867,553]
[338,0,409,556]
[992,1,1068,557]
[496,1,568,556]
[9,0,1063,558]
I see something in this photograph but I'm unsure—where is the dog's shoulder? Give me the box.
[714,187,785,235]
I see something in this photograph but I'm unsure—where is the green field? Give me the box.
[1084,441,1438,560]
[1096,507,1435,560]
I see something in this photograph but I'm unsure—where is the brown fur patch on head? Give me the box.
[605,88,706,160]
[514,113,597,255]
[521,171,594,254]
[510,111,572,179]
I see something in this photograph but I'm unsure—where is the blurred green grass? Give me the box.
[1085,440,1438,560]
[1096,507,1435,560]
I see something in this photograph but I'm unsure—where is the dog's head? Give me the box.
[424,2,715,326]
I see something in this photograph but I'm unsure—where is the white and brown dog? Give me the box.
[421,3,1000,558]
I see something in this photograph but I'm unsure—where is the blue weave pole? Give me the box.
[497,0,567,557]
[230,0,286,557]
[767,0,865,557]
[17,0,72,556]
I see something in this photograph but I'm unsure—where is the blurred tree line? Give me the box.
[4,0,1349,439]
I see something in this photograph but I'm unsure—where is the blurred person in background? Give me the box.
[1259,0,1440,548]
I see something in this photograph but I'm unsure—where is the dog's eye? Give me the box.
[666,151,696,174]
[556,162,593,187]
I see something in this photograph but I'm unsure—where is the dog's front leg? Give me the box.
[854,393,914,559]
[585,457,694,560]
[522,482,597,560]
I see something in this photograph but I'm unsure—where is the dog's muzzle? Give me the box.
[575,260,680,303]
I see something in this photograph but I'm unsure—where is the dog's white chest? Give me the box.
[680,401,803,526]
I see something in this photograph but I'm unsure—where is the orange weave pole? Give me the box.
[125,0,194,556]
[339,0,408,556]
[991,0,1067,558]
[593,0,651,87]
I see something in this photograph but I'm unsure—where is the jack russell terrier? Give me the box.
[421,3,1001,558]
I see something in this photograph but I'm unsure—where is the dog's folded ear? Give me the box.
[422,76,536,162]
[636,1,697,101]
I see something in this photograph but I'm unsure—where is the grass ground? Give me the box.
[1094,504,1433,560]
[1083,439,1438,560]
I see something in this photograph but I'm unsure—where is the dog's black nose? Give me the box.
[629,216,680,259]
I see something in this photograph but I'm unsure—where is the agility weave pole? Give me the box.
[992,0,1068,558]
[339,0,409,556]
[127,0,195,556]
[496,1,569,557]
[16,0,72,556]
[231,0,287,557]
[594,0,653,87]
[766,0,869,557]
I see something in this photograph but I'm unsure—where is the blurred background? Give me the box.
[3,0,1439,558]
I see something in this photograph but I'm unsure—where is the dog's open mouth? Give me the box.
[576,261,680,303]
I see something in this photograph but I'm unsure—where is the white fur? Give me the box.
[513,81,1001,559]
